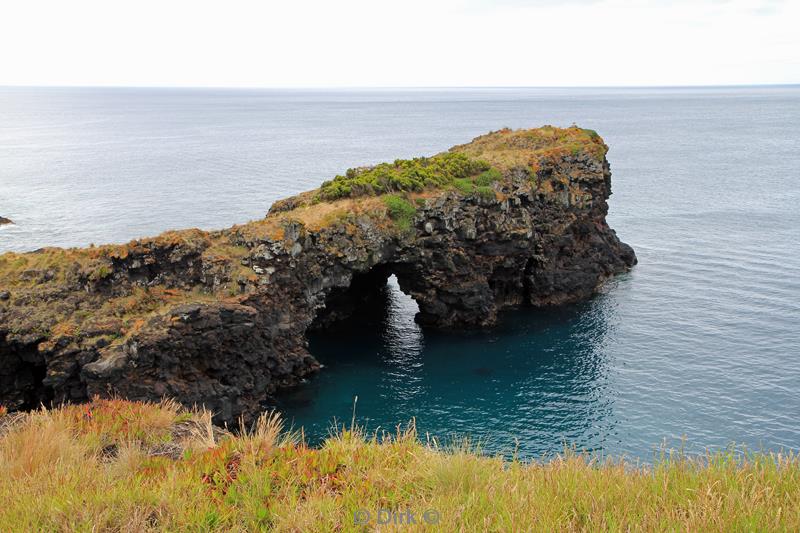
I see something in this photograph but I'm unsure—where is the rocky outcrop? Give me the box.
[0,217,12,226]
[0,127,635,423]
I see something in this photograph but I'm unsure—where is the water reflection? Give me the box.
[278,275,621,459]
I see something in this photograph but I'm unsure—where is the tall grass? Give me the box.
[1,398,798,531]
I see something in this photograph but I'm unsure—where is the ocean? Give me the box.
[1,86,798,460]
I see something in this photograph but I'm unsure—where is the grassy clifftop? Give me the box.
[451,125,607,170]
[1,399,798,531]
[261,125,607,238]
[274,125,606,207]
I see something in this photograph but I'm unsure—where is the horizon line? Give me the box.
[1,83,799,91]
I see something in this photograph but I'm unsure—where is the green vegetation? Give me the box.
[257,126,606,217]
[318,152,491,201]
[582,128,600,140]
[453,178,476,195]
[450,165,502,199]
[381,195,416,231]
[475,185,495,199]
[452,168,499,199]
[474,167,502,186]
[1,399,798,532]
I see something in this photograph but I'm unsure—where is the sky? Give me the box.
[0,0,797,87]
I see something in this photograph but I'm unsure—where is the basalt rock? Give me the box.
[0,127,635,423]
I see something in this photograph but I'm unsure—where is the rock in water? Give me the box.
[0,127,636,423]
[0,217,12,226]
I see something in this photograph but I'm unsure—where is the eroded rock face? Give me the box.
[0,128,635,423]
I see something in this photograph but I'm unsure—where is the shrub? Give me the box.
[475,186,496,199]
[382,195,416,231]
[582,128,600,140]
[318,152,491,201]
[474,168,502,186]
[453,178,475,195]
[453,174,498,200]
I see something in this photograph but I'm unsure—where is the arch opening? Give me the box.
[310,265,422,333]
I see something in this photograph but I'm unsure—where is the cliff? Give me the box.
[0,126,636,423]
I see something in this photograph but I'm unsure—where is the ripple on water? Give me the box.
[2,87,799,460]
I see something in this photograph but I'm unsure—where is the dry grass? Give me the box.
[1,399,798,531]
[250,195,388,236]
[0,229,211,288]
[451,125,608,173]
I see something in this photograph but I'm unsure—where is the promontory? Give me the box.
[0,127,636,423]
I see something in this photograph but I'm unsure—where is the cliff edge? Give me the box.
[0,126,635,422]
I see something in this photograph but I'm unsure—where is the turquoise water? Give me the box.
[1,86,799,459]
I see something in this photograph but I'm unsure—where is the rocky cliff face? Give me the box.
[0,127,635,423]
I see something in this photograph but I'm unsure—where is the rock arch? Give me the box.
[0,128,636,424]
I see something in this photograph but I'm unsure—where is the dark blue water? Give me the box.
[1,86,799,460]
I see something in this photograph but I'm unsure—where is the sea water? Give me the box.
[1,86,798,459]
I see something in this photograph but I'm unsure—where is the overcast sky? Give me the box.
[0,0,797,87]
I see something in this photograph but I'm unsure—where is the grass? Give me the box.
[0,228,214,290]
[382,195,417,231]
[0,226,256,352]
[450,125,608,174]
[452,178,497,199]
[474,167,502,186]
[318,152,491,201]
[314,126,602,203]
[1,399,799,531]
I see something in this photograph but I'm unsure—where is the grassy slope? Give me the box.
[1,400,798,532]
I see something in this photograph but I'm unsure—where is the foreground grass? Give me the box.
[1,400,798,531]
